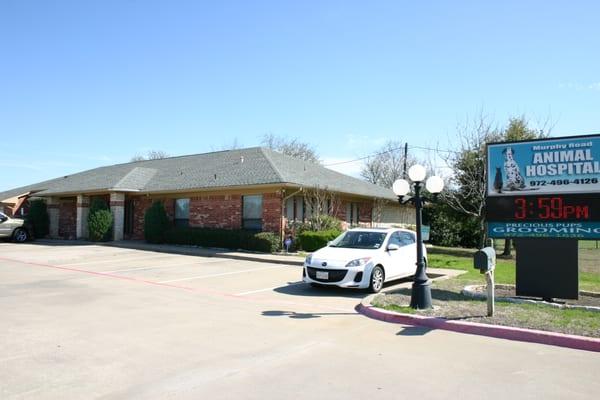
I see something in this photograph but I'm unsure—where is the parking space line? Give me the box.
[57,254,193,267]
[103,259,226,274]
[235,281,305,296]
[0,255,356,314]
[157,265,284,283]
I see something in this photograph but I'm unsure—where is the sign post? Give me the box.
[474,247,496,316]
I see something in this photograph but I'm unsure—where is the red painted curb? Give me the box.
[357,303,600,353]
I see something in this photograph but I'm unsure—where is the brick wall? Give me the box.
[262,192,283,235]
[129,192,284,240]
[358,201,373,227]
[131,197,152,240]
[58,198,77,239]
[189,195,242,229]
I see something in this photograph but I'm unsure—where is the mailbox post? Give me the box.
[474,247,496,317]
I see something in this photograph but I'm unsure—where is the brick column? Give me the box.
[47,197,60,238]
[76,195,90,239]
[110,192,125,241]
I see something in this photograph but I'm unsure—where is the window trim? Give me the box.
[174,198,190,227]
[242,194,263,231]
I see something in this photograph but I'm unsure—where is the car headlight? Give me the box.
[305,254,313,265]
[345,257,371,268]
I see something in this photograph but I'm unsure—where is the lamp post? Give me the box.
[393,165,444,309]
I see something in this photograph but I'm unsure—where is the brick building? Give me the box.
[0,147,414,241]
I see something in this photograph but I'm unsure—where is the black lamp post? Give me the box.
[393,165,444,309]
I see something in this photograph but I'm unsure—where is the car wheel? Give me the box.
[369,266,384,293]
[13,228,29,243]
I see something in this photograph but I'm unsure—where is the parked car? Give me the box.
[0,212,31,242]
[302,228,425,293]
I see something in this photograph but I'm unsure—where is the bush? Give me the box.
[287,215,343,234]
[424,203,480,248]
[26,199,49,238]
[163,227,281,253]
[144,201,170,244]
[88,209,113,241]
[87,198,112,241]
[297,229,341,252]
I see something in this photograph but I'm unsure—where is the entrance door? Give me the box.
[124,199,134,236]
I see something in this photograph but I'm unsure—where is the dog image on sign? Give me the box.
[494,146,538,193]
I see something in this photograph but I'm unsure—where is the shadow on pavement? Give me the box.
[262,310,357,319]
[396,326,433,336]
[274,282,367,298]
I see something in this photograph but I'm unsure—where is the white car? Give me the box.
[302,228,426,293]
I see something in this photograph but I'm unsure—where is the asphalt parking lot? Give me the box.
[1,242,599,400]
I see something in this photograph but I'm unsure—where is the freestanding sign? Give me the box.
[486,134,600,239]
[483,134,600,300]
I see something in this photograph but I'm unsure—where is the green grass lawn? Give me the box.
[428,246,600,292]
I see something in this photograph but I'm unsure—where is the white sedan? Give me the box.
[302,228,426,293]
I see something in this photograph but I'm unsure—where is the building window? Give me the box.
[243,195,263,230]
[175,198,190,227]
[346,202,359,225]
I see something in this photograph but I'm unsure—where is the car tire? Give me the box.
[12,228,29,243]
[369,266,384,293]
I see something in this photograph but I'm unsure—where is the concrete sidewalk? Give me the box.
[106,240,307,265]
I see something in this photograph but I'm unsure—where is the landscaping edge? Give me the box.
[356,295,600,353]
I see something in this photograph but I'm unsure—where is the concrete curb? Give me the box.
[357,295,600,353]
[103,241,306,266]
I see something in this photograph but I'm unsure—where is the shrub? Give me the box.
[26,199,49,238]
[287,215,343,234]
[297,229,341,252]
[251,232,281,253]
[87,198,112,241]
[89,197,109,213]
[88,209,113,241]
[163,227,281,253]
[144,201,171,243]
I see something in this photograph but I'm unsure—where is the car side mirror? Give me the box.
[0,216,7,223]
[386,243,399,251]
[327,241,332,246]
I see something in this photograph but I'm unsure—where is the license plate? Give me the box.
[316,271,329,280]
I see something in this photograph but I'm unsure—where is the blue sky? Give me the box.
[1,0,599,192]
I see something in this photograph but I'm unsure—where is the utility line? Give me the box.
[322,143,460,167]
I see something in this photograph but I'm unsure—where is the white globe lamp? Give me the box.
[425,175,444,194]
[408,164,427,182]
[392,179,410,196]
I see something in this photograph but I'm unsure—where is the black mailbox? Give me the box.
[474,247,496,274]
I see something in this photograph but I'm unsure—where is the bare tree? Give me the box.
[261,133,320,164]
[440,112,552,249]
[440,112,502,247]
[302,185,341,230]
[360,140,416,188]
[130,150,170,162]
[212,138,243,151]
[372,197,391,227]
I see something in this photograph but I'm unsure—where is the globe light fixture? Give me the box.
[408,164,427,182]
[425,175,444,194]
[392,179,410,197]
[392,167,445,309]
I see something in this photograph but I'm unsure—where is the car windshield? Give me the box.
[329,231,387,249]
